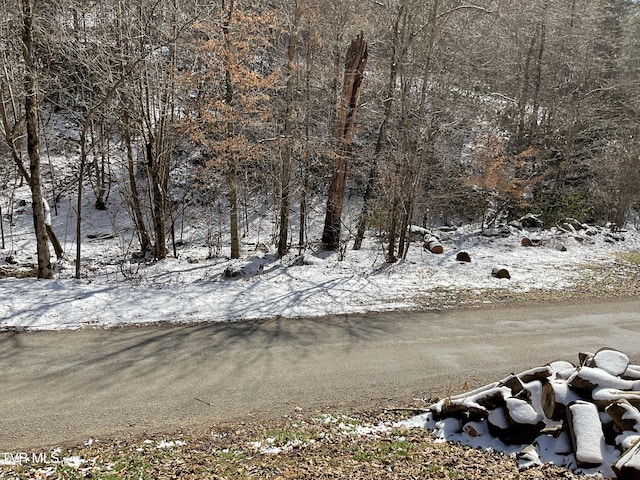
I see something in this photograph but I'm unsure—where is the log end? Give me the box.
[492,266,511,279]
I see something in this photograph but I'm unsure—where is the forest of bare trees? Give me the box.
[0,0,639,278]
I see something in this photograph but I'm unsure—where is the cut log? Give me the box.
[424,237,443,254]
[566,400,607,468]
[520,236,543,247]
[500,397,545,444]
[520,213,543,228]
[517,365,553,383]
[605,399,640,433]
[592,389,640,410]
[567,366,638,394]
[456,251,471,262]
[491,266,511,279]
[435,386,509,420]
[505,397,544,427]
[487,406,510,438]
[549,360,576,374]
[624,365,640,381]
[613,438,640,480]
[519,380,547,421]
[499,374,524,396]
[517,444,542,469]
[462,421,487,438]
[579,351,595,366]
[541,379,581,421]
[521,237,533,247]
[592,348,630,376]
[555,367,579,381]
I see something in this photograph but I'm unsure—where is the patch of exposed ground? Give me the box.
[0,408,591,479]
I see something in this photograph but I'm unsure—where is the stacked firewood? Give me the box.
[429,348,640,479]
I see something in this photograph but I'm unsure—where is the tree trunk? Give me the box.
[228,153,240,259]
[147,141,167,260]
[223,0,240,259]
[322,32,368,250]
[277,2,303,258]
[516,34,536,147]
[0,92,63,261]
[529,22,546,137]
[22,0,52,279]
[386,197,399,263]
[353,5,405,251]
[123,109,151,254]
[299,36,312,250]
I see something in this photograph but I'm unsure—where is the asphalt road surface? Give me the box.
[1,298,639,450]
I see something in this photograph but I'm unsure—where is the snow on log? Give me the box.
[422,349,640,476]
[501,397,546,444]
[424,237,443,254]
[592,389,640,410]
[506,397,545,426]
[613,438,640,480]
[521,380,546,421]
[499,374,524,396]
[567,400,607,468]
[491,266,511,279]
[448,381,501,402]
[462,421,488,438]
[567,366,639,394]
[591,348,631,377]
[434,386,509,420]
[517,365,553,384]
[605,400,640,433]
[487,406,510,438]
[456,251,471,262]
[520,213,543,228]
[549,360,576,374]
[624,365,640,381]
[579,351,595,366]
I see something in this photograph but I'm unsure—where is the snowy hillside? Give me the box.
[1,190,639,331]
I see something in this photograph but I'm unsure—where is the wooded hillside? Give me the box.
[1,0,639,278]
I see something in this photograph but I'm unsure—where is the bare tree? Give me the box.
[277,1,304,258]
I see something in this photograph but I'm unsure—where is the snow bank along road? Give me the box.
[1,299,639,450]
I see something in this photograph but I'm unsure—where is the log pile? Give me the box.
[428,348,640,478]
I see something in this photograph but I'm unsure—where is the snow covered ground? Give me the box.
[1,191,639,331]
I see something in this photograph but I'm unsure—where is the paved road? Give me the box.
[1,298,639,450]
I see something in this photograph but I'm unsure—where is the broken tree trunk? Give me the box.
[322,32,368,250]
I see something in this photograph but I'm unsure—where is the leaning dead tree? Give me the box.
[321,31,368,250]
